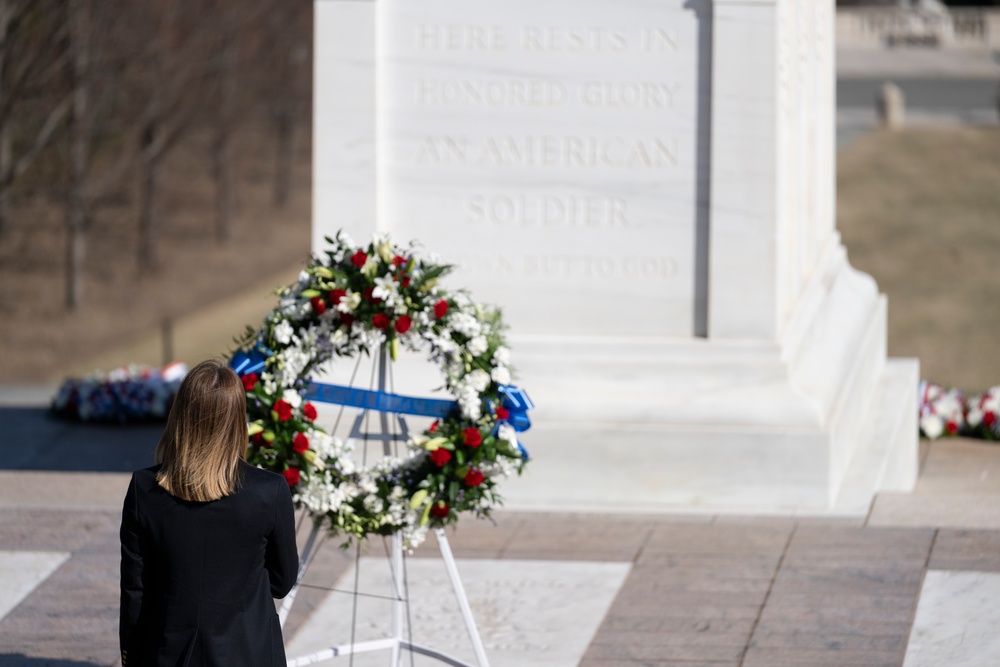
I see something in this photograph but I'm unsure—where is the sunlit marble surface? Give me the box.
[287,557,630,667]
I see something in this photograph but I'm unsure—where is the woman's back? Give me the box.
[121,463,297,666]
[120,359,298,667]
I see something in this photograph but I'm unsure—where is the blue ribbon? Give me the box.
[498,385,533,432]
[303,382,458,418]
[229,345,272,377]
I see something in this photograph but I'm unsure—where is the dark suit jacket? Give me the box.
[120,463,298,666]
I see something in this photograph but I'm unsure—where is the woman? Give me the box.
[120,359,298,666]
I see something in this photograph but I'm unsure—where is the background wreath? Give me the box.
[230,231,530,548]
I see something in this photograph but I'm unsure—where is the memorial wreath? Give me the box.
[229,231,531,548]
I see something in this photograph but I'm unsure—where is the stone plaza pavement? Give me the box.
[4,395,1000,666]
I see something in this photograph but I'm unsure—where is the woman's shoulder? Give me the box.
[239,461,286,489]
[130,464,162,488]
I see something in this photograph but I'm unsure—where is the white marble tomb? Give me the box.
[311,0,918,514]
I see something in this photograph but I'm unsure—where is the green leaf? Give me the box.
[300,289,321,298]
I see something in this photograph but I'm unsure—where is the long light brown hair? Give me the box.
[155,358,248,502]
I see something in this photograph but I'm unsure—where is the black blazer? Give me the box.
[120,463,298,666]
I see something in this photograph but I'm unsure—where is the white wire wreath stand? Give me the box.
[277,346,491,667]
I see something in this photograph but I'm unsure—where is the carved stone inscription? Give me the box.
[382,0,702,336]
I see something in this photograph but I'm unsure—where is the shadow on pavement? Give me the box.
[0,407,160,472]
[0,656,106,666]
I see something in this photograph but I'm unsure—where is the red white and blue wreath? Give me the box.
[229,231,531,548]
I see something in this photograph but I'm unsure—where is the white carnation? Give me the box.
[363,495,385,515]
[493,346,510,365]
[467,336,488,357]
[491,366,511,385]
[467,369,490,393]
[450,312,481,337]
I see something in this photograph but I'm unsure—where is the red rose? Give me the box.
[401,276,412,288]
[946,420,959,435]
[351,250,368,268]
[392,255,407,267]
[986,412,997,428]
[329,289,347,305]
[282,467,300,486]
[273,400,293,421]
[495,406,509,420]
[363,286,381,303]
[341,313,355,327]
[430,501,450,519]
[251,432,264,446]
[303,403,318,421]
[428,420,439,434]
[310,296,326,315]
[429,447,452,467]
[434,299,449,319]
[241,373,259,392]
[373,313,390,329]
[292,432,309,454]
[395,315,412,334]
[464,468,484,487]
[462,427,482,447]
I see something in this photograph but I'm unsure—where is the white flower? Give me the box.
[273,320,295,345]
[377,238,393,263]
[373,274,400,306]
[338,290,362,313]
[921,414,944,440]
[497,422,517,443]
[493,346,510,365]
[968,407,984,427]
[282,389,302,408]
[450,312,481,337]
[491,366,511,385]
[467,369,490,393]
[363,495,385,514]
[467,336,488,357]
[361,256,380,278]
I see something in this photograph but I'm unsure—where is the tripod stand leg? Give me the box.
[434,529,491,667]
[390,531,404,666]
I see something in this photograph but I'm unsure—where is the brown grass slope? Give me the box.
[838,126,1000,394]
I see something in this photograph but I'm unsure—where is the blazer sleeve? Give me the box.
[119,473,144,666]
[265,478,299,599]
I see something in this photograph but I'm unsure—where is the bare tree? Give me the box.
[263,2,310,209]
[120,1,215,273]
[0,0,70,237]
[64,0,88,310]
